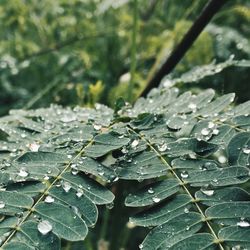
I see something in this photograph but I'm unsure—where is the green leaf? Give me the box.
[130,194,191,226]
[84,132,130,158]
[205,202,250,225]
[227,132,250,166]
[140,213,203,250]
[35,202,88,241]
[6,221,61,250]
[125,179,180,207]
[218,226,250,249]
[168,234,215,250]
[116,151,168,180]
[0,191,33,216]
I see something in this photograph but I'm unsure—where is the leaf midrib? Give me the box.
[128,127,225,250]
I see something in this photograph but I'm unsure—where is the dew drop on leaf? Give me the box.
[201,189,214,196]
[62,181,71,192]
[212,129,219,135]
[237,221,250,227]
[0,201,5,209]
[147,188,154,194]
[44,196,55,203]
[139,243,143,249]
[93,124,102,130]
[76,188,83,198]
[106,202,114,210]
[37,220,53,235]
[218,155,227,164]
[242,148,250,154]
[158,143,168,152]
[180,171,189,178]
[131,139,139,148]
[152,197,161,203]
[201,128,210,136]
[184,208,189,213]
[208,122,215,129]
[18,167,29,177]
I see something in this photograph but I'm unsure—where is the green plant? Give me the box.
[0,84,249,249]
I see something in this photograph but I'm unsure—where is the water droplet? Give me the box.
[67,154,73,159]
[44,175,50,180]
[218,155,227,164]
[158,143,168,152]
[201,189,214,196]
[139,244,143,249]
[201,128,210,136]
[208,122,215,129]
[28,143,40,152]
[186,226,190,231]
[76,188,83,198]
[237,221,250,227]
[93,124,102,130]
[121,147,128,154]
[152,197,161,203]
[148,188,154,194]
[0,201,5,209]
[184,208,189,213]
[18,167,29,177]
[212,129,219,135]
[21,133,26,138]
[37,220,53,235]
[242,148,250,154]
[71,164,79,175]
[131,139,139,148]
[44,196,54,203]
[62,181,71,192]
[181,171,189,179]
[188,103,196,110]
[60,115,76,123]
[106,202,114,210]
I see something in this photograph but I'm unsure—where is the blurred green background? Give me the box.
[0,0,249,113]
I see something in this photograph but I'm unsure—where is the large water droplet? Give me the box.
[0,201,5,209]
[180,171,189,179]
[212,129,219,135]
[201,189,214,196]
[242,148,250,154]
[62,181,71,192]
[131,139,139,148]
[44,196,55,203]
[18,167,29,177]
[201,128,210,136]
[37,220,53,235]
[218,155,227,164]
[237,221,250,227]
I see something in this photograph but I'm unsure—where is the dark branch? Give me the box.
[140,0,227,97]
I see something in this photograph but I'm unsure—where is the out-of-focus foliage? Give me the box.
[0,0,249,112]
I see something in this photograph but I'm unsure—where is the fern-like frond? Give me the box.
[0,104,129,249]
[119,88,250,249]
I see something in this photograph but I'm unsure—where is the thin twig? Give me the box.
[140,0,227,97]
